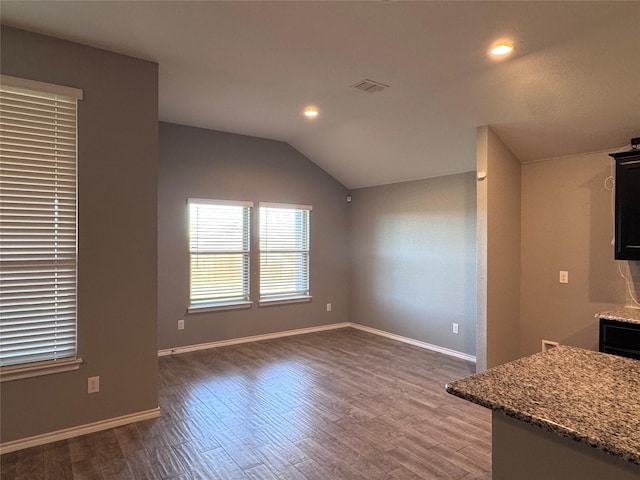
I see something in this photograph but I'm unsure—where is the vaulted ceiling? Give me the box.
[2,1,639,188]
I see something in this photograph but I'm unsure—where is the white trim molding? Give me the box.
[0,74,83,100]
[187,198,253,208]
[0,358,83,383]
[158,323,351,356]
[258,296,312,307]
[0,408,160,454]
[259,202,312,211]
[188,301,253,314]
[349,323,477,363]
[158,322,476,363]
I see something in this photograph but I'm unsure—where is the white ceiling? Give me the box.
[2,1,639,189]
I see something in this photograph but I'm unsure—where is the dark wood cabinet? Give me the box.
[599,318,640,360]
[610,150,640,260]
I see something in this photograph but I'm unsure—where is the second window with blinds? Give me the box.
[259,203,311,304]
[188,200,311,312]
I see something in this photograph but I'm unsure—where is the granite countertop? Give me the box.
[446,345,640,465]
[597,307,640,325]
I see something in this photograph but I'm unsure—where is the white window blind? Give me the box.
[259,204,311,301]
[189,199,252,309]
[0,75,82,368]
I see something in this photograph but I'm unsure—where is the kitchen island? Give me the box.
[446,345,640,480]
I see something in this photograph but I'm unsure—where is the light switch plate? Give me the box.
[88,376,100,394]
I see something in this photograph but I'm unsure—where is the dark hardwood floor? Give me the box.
[1,328,491,479]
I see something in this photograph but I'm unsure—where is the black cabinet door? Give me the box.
[599,318,640,360]
[611,151,640,260]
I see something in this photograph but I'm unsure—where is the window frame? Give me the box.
[0,75,83,382]
[258,202,312,306]
[187,198,254,313]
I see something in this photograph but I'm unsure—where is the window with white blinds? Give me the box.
[259,203,311,302]
[188,199,252,310]
[0,75,82,373]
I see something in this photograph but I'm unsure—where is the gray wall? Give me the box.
[158,122,349,349]
[348,172,477,356]
[1,27,158,442]
[477,126,522,370]
[520,150,638,356]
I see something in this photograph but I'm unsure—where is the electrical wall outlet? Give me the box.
[326,303,332,312]
[178,319,185,330]
[559,271,569,284]
[452,323,459,334]
[88,376,100,394]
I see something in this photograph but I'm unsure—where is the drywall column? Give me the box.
[476,128,489,372]
[476,126,522,371]
[1,27,159,443]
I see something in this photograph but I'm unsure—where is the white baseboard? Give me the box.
[158,321,475,363]
[0,407,160,454]
[349,323,477,363]
[158,322,352,356]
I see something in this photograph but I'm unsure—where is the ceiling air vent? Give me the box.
[351,79,389,93]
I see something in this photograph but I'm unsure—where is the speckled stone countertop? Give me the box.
[598,307,640,325]
[446,346,640,465]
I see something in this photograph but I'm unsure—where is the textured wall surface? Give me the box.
[348,172,477,356]
[520,150,635,356]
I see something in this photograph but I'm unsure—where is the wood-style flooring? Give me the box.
[1,328,491,479]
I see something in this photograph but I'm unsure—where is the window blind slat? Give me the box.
[0,99,77,118]
[1,322,77,335]
[1,167,77,178]
[1,315,76,328]
[0,151,77,163]
[0,101,76,118]
[0,87,79,104]
[0,78,79,368]
[1,164,76,178]
[1,302,76,313]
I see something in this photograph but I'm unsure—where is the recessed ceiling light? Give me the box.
[303,106,318,118]
[490,43,514,57]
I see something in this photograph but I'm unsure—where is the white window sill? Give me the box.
[0,357,83,383]
[188,301,253,314]
[258,295,312,307]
